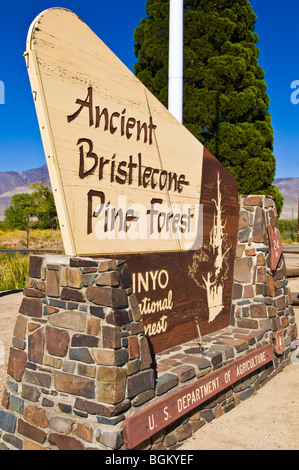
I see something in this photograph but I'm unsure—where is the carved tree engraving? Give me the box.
[188,173,231,323]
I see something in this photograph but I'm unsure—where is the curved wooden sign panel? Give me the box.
[25,8,239,353]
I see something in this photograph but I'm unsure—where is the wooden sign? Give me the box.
[123,344,274,449]
[25,8,239,354]
[267,225,283,272]
[25,8,205,256]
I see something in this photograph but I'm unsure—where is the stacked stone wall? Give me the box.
[232,195,298,363]
[0,255,153,450]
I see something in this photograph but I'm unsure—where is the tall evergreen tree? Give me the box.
[134,0,283,214]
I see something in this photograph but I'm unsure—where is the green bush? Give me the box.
[279,219,298,243]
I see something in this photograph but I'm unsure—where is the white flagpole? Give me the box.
[168,0,184,123]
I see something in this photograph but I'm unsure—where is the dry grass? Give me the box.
[0,229,63,291]
[0,253,30,291]
[0,229,63,250]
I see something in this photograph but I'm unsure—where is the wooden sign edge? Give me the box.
[25,14,77,256]
[123,344,274,449]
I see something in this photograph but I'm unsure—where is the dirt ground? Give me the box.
[0,282,299,451]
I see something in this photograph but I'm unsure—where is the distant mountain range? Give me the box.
[0,164,297,221]
[274,177,299,220]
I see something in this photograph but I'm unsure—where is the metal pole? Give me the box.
[168,0,184,123]
[297,193,299,243]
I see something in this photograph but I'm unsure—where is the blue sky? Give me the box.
[0,0,298,179]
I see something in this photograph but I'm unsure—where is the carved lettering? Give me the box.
[68,86,157,144]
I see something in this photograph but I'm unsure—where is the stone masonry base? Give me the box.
[0,195,297,450]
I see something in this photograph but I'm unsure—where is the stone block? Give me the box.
[128,293,141,321]
[181,355,210,370]
[18,419,47,444]
[63,267,84,288]
[22,440,48,450]
[19,297,43,318]
[238,210,252,230]
[97,258,118,271]
[238,227,251,243]
[234,257,253,283]
[61,287,86,302]
[46,326,70,357]
[71,334,99,347]
[25,370,52,388]
[23,288,46,298]
[176,422,192,442]
[96,366,127,404]
[13,316,27,339]
[48,433,84,450]
[0,410,17,433]
[28,327,44,364]
[28,256,44,278]
[2,434,23,450]
[131,389,155,407]
[21,384,41,402]
[275,296,287,310]
[86,316,101,336]
[54,371,95,399]
[250,303,267,318]
[86,286,128,308]
[46,270,60,297]
[139,336,153,370]
[127,359,141,375]
[35,281,46,291]
[9,394,24,414]
[70,257,98,268]
[89,305,105,319]
[128,336,139,359]
[106,309,132,326]
[96,271,120,286]
[75,397,130,417]
[73,423,93,443]
[233,283,242,299]
[69,348,95,364]
[243,285,254,298]
[7,348,27,382]
[243,196,263,207]
[92,348,128,366]
[48,416,74,434]
[156,373,179,395]
[252,206,268,244]
[118,263,132,289]
[102,326,121,349]
[257,267,267,283]
[77,363,96,378]
[237,318,259,329]
[126,369,154,398]
[49,311,86,332]
[24,405,48,428]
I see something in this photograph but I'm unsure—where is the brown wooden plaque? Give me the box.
[267,224,283,272]
[125,148,239,354]
[123,344,274,449]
